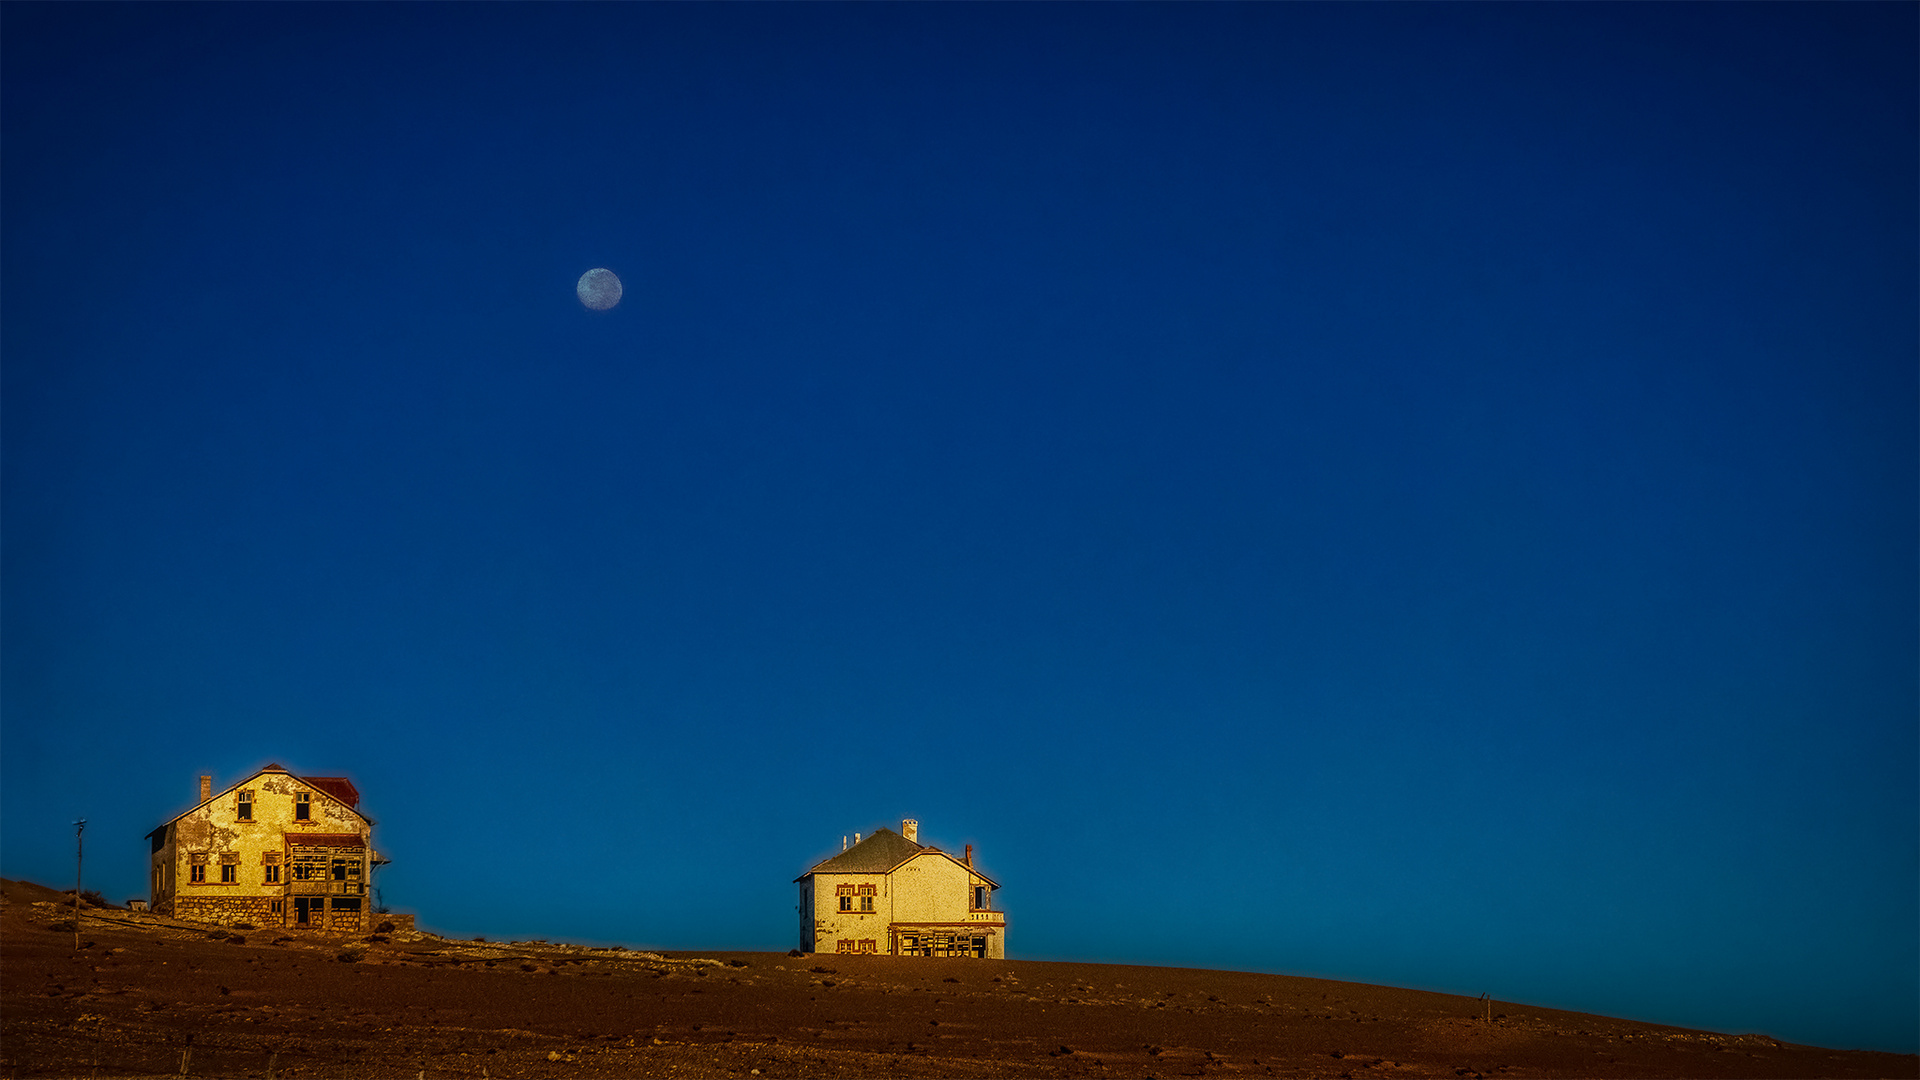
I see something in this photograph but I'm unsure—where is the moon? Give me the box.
[576,268,623,311]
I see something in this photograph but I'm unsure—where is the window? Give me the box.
[835,938,855,953]
[859,939,877,954]
[269,900,283,915]
[189,863,206,884]
[264,853,282,884]
[221,864,237,883]
[237,791,253,821]
[857,883,875,912]
[836,883,855,912]
[330,897,361,912]
[839,894,853,912]
[295,792,311,820]
[973,886,991,910]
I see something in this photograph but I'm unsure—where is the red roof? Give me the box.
[287,833,367,848]
[305,777,360,808]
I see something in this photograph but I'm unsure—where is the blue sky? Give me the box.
[4,2,1913,1055]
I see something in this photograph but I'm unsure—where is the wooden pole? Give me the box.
[73,819,86,950]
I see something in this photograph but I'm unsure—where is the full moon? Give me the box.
[576,268,623,311]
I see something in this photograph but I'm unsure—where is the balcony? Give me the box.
[286,880,366,896]
[965,909,1006,924]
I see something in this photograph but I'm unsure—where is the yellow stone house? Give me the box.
[145,763,380,933]
[795,819,1006,958]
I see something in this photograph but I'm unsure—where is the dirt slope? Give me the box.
[3,880,1910,1079]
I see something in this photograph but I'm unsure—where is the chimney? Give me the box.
[842,836,848,852]
[855,832,861,844]
[199,775,212,803]
[965,844,973,867]
[902,818,919,843]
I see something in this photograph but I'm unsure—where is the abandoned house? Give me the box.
[795,819,1005,958]
[145,763,382,933]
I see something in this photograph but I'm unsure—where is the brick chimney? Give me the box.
[965,844,973,867]
[199,775,212,802]
[902,818,919,843]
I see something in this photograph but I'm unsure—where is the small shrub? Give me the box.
[337,949,363,964]
[227,935,247,945]
[233,922,256,931]
[727,959,749,968]
[376,921,396,934]
[364,934,390,944]
[787,948,804,957]
[206,928,229,940]
[473,935,487,943]
[48,919,76,933]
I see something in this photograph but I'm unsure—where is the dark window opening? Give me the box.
[295,792,311,820]
[237,791,253,821]
[220,864,236,883]
[330,897,361,911]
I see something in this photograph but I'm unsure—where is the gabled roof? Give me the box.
[146,765,372,838]
[794,827,1000,887]
[798,827,922,878]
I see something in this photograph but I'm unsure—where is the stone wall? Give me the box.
[174,895,279,928]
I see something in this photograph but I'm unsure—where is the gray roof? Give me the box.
[797,827,923,877]
[795,826,1002,887]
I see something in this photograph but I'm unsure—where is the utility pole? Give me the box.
[73,819,87,950]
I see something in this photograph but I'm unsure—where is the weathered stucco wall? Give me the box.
[806,851,1006,958]
[151,771,373,933]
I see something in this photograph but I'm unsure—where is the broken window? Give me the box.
[330,897,361,912]
[237,791,253,821]
[295,792,311,820]
[189,857,206,884]
[290,851,329,882]
[839,894,853,912]
[859,939,877,954]
[973,885,990,910]
[835,939,855,953]
[269,900,283,915]
[264,853,282,884]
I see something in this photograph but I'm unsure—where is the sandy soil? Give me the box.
[4,880,1911,1079]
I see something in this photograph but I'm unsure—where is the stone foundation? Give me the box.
[173,895,280,928]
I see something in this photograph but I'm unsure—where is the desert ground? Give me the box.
[3,880,1912,1079]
